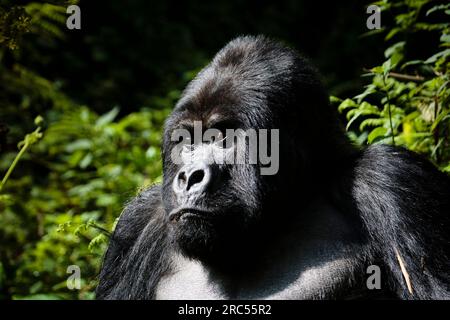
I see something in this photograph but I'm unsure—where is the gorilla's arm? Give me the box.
[96,185,171,299]
[354,144,450,299]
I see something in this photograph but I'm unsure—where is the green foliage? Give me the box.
[0,6,31,50]
[335,0,450,172]
[0,0,77,144]
[24,3,69,39]
[0,116,43,193]
[0,0,173,299]
[1,106,169,299]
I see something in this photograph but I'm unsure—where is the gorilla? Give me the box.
[97,36,450,300]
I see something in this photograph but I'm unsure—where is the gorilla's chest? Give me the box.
[156,242,361,300]
[156,202,366,300]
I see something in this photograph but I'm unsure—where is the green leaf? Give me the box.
[368,127,388,144]
[34,115,44,126]
[370,66,383,75]
[400,60,424,69]
[359,118,386,131]
[88,234,108,252]
[426,4,450,16]
[65,139,92,152]
[95,107,120,127]
[329,96,342,104]
[385,28,401,41]
[354,84,377,103]
[440,34,450,43]
[425,49,450,64]
[338,99,357,113]
[431,110,450,132]
[384,41,405,58]
[382,59,392,76]
[345,102,380,129]
[79,153,93,169]
[96,194,117,207]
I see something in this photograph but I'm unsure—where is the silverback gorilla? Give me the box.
[97,36,450,300]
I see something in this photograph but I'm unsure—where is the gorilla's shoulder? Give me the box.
[97,184,168,299]
[352,144,450,299]
[356,144,450,192]
[112,184,164,246]
[353,144,450,208]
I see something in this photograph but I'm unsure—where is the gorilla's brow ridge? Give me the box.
[176,109,238,131]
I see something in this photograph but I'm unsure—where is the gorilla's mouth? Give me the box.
[168,207,213,223]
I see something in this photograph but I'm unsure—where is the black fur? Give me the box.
[96,36,450,300]
[353,145,450,299]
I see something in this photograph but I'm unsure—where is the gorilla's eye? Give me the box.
[209,120,241,148]
[212,120,237,140]
[184,135,193,145]
[214,129,225,142]
[203,128,225,145]
[177,126,194,145]
[173,134,192,146]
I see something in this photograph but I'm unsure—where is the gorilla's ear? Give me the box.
[96,185,170,299]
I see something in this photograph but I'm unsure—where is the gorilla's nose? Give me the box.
[173,163,212,196]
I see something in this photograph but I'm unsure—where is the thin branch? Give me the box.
[388,72,425,82]
[363,68,425,82]
[88,223,112,237]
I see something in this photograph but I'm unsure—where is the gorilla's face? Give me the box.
[159,36,321,261]
[162,95,266,260]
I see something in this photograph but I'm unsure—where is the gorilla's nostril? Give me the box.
[186,169,205,191]
[176,171,187,191]
[178,171,187,183]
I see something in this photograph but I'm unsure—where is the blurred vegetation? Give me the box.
[335,0,450,172]
[0,0,448,300]
[0,0,173,299]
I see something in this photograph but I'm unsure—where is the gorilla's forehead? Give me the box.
[170,94,251,132]
[172,72,275,129]
[171,37,297,124]
[175,76,241,121]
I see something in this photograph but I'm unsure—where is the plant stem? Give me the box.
[388,72,424,82]
[0,142,29,192]
[383,75,396,146]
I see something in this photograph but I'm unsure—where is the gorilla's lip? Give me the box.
[168,207,212,222]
